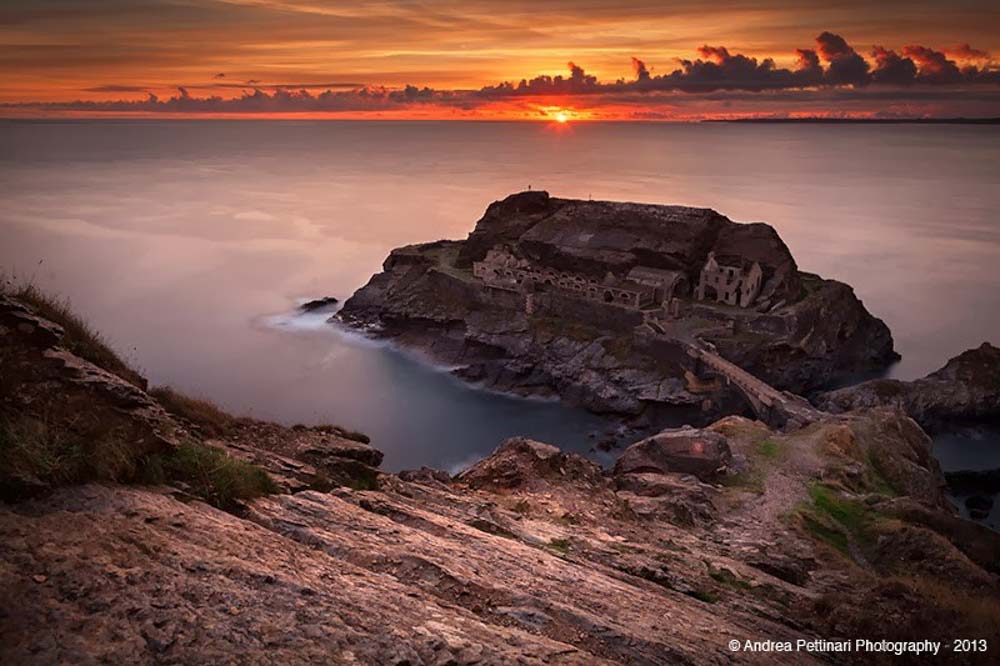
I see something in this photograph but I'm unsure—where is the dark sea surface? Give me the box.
[1,119,998,474]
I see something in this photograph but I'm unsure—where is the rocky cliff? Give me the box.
[817,343,1000,431]
[2,290,998,664]
[340,192,896,428]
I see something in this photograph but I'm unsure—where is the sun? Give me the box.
[554,111,569,123]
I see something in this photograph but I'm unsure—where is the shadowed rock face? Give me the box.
[817,342,1000,431]
[340,192,897,426]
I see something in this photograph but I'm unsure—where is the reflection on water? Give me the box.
[1,119,998,470]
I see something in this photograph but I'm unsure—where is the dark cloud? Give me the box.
[7,31,1000,117]
[903,45,963,84]
[816,31,870,86]
[476,61,600,96]
[83,84,148,93]
[631,57,650,82]
[870,46,918,85]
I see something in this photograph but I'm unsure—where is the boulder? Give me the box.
[457,437,604,490]
[398,466,452,486]
[613,426,732,481]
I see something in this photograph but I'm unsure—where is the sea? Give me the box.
[1,119,998,506]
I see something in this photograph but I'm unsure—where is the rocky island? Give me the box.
[340,191,897,431]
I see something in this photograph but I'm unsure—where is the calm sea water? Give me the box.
[1,120,998,473]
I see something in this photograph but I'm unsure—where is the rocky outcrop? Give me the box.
[340,192,896,427]
[613,427,732,480]
[817,342,1000,430]
[0,295,179,498]
[3,288,997,663]
[4,406,999,663]
[457,437,604,491]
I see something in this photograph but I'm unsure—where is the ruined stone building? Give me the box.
[695,252,763,308]
[626,266,689,303]
[473,247,659,310]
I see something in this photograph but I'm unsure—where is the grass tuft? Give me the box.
[0,413,141,496]
[150,386,238,438]
[799,483,878,558]
[0,411,275,509]
[754,439,783,460]
[141,442,276,508]
[2,280,145,388]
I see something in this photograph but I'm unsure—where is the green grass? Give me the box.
[754,439,783,460]
[864,451,899,497]
[801,513,851,555]
[809,484,872,533]
[799,483,878,557]
[0,413,143,495]
[141,442,276,508]
[2,280,145,388]
[0,411,275,509]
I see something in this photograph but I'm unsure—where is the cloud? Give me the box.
[6,31,1000,118]
[948,44,990,61]
[902,45,963,84]
[83,84,148,93]
[631,57,650,82]
[870,47,918,85]
[816,31,870,86]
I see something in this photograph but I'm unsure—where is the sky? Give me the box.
[2,0,999,120]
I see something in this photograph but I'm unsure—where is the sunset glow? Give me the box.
[1,1,998,120]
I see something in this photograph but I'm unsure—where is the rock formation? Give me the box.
[2,291,999,663]
[340,192,896,428]
[817,342,1000,431]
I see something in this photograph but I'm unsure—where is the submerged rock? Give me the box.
[299,296,339,312]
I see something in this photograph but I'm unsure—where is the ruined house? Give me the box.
[695,252,763,308]
[626,266,689,303]
[473,247,658,310]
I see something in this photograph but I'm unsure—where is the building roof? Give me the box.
[627,266,687,285]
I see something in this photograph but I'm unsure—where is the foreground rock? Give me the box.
[3,290,998,663]
[4,407,999,664]
[817,342,1000,431]
[340,191,896,427]
[613,426,733,481]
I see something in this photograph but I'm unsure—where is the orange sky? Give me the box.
[2,1,999,119]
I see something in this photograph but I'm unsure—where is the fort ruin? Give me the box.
[473,246,764,313]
